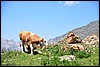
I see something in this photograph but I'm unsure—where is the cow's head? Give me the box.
[40,37,48,47]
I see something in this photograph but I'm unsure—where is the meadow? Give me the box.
[1,43,99,66]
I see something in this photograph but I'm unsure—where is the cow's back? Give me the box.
[19,31,31,42]
[27,33,42,44]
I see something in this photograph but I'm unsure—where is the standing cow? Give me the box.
[26,33,47,54]
[19,30,31,53]
[19,30,47,54]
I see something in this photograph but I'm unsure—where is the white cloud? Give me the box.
[58,1,80,6]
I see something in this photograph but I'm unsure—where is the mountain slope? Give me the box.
[48,20,99,44]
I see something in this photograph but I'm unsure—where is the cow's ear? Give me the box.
[41,37,45,41]
[42,38,44,40]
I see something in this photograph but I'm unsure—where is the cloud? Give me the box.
[58,1,80,6]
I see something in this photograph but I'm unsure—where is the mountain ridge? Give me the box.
[48,20,99,44]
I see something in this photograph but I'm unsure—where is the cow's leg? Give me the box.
[26,45,31,52]
[23,44,25,52]
[20,42,24,53]
[24,41,29,52]
[30,44,33,55]
[40,44,43,49]
[21,41,25,53]
[40,42,43,49]
[20,41,24,53]
[21,45,24,53]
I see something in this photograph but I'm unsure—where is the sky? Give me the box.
[1,1,99,42]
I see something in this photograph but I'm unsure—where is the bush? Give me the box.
[41,56,79,66]
[75,50,91,58]
[64,47,78,55]
[41,56,49,65]
[47,45,79,56]
[48,56,60,66]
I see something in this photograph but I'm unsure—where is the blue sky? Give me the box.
[1,1,99,42]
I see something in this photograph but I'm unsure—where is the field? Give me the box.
[1,43,99,66]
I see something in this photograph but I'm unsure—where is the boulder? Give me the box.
[68,44,85,50]
[66,32,82,44]
[61,46,68,52]
[59,55,75,61]
[82,34,99,45]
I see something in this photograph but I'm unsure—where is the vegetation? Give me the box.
[1,44,99,66]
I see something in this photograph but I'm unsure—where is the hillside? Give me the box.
[48,20,99,44]
[1,43,99,66]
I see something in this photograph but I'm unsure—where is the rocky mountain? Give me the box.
[1,38,21,52]
[48,20,99,44]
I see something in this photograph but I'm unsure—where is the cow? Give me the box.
[19,30,31,53]
[26,33,47,54]
[19,31,47,54]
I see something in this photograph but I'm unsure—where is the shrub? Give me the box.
[65,47,78,55]
[41,56,49,65]
[41,56,79,66]
[75,50,91,58]
[48,56,60,66]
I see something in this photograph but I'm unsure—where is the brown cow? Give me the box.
[19,31,48,54]
[26,33,47,54]
[19,30,31,53]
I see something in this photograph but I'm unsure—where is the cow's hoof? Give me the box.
[38,51,42,54]
[22,51,24,53]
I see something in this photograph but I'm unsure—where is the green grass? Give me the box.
[1,44,99,66]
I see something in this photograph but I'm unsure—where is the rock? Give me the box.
[59,55,75,61]
[82,34,99,45]
[68,44,85,50]
[65,32,82,44]
[67,36,76,44]
[61,46,68,52]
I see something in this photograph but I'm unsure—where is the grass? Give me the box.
[1,44,99,66]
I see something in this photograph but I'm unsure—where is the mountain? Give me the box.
[48,20,99,44]
[1,38,21,52]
